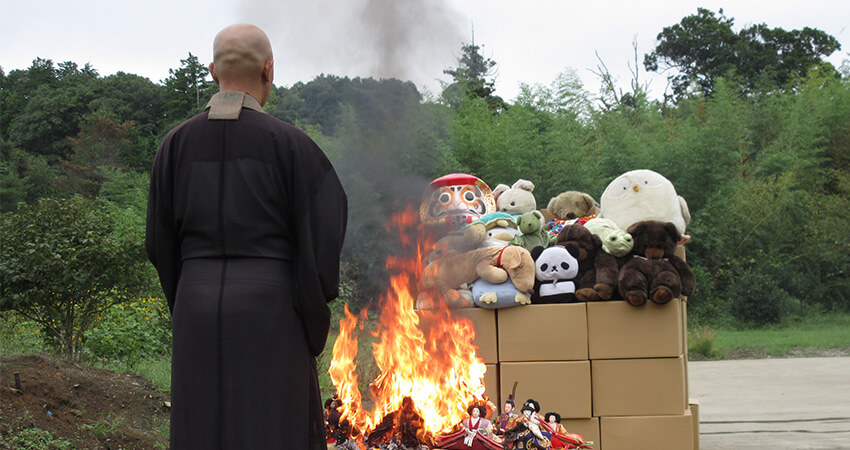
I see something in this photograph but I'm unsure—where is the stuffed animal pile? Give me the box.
[417,171,695,309]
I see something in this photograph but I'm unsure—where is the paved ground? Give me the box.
[689,357,850,449]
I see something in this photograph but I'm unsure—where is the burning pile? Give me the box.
[328,205,489,448]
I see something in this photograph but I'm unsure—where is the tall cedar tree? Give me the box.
[442,42,506,111]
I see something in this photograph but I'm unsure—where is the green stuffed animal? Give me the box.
[510,211,554,252]
[583,217,634,257]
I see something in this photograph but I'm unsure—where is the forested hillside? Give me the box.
[2,8,848,334]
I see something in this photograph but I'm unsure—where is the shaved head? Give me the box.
[213,24,273,82]
[210,24,274,105]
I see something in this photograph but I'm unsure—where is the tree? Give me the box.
[267,75,422,136]
[89,72,168,169]
[48,113,138,198]
[442,42,506,111]
[1,59,59,143]
[6,60,99,158]
[162,53,216,123]
[0,196,148,359]
[516,68,592,119]
[645,8,841,99]
[0,148,57,212]
[593,41,653,111]
[67,113,136,169]
[264,85,303,125]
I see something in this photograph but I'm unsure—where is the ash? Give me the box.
[378,443,430,450]
[334,439,429,450]
[334,438,361,450]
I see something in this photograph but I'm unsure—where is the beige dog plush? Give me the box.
[421,246,535,306]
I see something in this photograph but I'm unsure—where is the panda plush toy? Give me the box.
[530,244,581,304]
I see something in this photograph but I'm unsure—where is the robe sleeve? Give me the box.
[145,133,181,313]
[290,136,348,357]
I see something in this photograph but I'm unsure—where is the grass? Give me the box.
[690,312,850,359]
[91,353,173,393]
[79,412,124,438]
[688,325,718,358]
[1,411,75,449]
[132,354,172,392]
[0,312,46,357]
[2,426,75,449]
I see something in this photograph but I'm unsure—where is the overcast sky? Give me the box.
[2,1,848,102]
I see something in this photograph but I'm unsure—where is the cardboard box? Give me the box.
[689,399,700,450]
[682,299,690,400]
[418,307,499,364]
[600,410,694,450]
[561,417,600,450]
[591,356,686,417]
[484,364,499,407]
[675,244,686,261]
[500,361,591,419]
[497,303,588,361]
[587,299,684,359]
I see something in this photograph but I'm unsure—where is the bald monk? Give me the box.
[146,24,347,449]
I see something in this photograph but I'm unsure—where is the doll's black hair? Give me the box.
[521,398,540,413]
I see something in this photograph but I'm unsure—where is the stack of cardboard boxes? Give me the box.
[450,298,699,450]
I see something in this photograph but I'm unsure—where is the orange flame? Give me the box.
[329,204,488,439]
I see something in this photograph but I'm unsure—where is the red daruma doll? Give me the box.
[420,174,496,235]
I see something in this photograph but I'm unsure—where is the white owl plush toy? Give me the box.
[599,169,691,243]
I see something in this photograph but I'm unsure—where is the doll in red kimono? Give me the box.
[544,412,593,449]
[435,403,503,450]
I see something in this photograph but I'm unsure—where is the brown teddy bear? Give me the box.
[555,224,618,301]
[617,221,695,306]
[546,191,600,221]
[421,245,535,306]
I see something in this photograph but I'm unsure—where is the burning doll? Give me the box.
[434,403,502,450]
[503,399,553,450]
[420,174,496,235]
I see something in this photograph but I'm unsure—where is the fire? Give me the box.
[328,204,488,442]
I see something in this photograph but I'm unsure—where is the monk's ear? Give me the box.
[209,62,220,85]
[262,59,274,83]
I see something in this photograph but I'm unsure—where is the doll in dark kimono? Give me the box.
[503,399,553,450]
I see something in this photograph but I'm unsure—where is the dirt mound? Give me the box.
[0,354,170,449]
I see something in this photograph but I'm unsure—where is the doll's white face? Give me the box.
[548,416,556,424]
[471,407,480,418]
[504,403,513,414]
[523,409,531,419]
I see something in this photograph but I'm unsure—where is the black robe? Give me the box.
[146,91,347,449]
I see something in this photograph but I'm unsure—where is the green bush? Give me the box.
[84,297,171,365]
[730,267,794,326]
[0,195,149,359]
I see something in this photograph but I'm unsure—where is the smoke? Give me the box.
[239,0,466,93]
[238,0,466,308]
